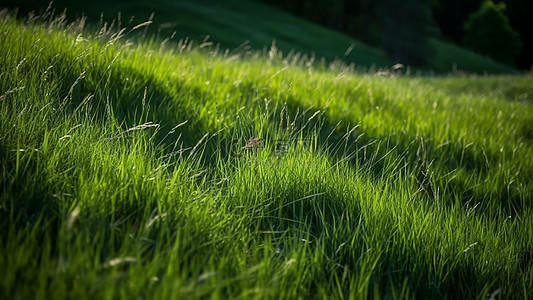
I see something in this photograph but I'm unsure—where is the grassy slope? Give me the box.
[0,0,517,74]
[1,9,533,299]
[427,38,516,74]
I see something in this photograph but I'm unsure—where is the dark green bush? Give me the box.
[463,1,522,66]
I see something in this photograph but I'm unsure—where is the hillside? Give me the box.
[0,0,517,73]
[1,8,533,299]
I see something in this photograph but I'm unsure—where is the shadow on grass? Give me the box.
[258,98,529,215]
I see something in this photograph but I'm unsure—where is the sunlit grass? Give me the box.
[1,9,532,299]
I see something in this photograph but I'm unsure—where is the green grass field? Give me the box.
[1,6,533,300]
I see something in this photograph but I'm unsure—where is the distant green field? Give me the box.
[1,7,533,300]
[0,0,518,74]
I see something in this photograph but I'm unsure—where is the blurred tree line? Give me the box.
[259,0,530,69]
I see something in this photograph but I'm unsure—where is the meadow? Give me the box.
[1,7,533,299]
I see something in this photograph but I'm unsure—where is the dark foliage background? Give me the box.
[260,0,532,69]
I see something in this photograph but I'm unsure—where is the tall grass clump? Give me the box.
[1,7,532,299]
